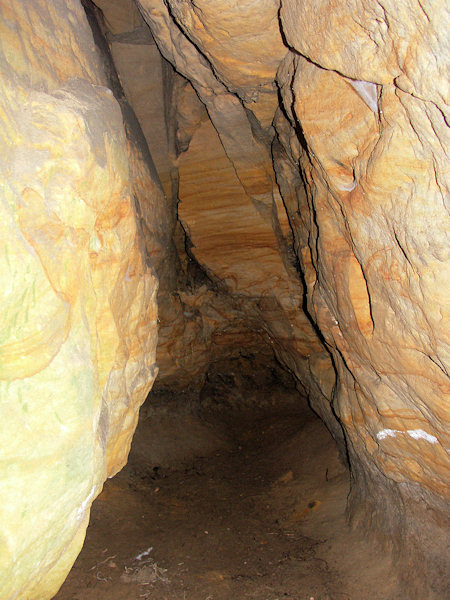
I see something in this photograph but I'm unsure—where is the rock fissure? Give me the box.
[0,1,448,599]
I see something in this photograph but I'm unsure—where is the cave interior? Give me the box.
[0,1,448,600]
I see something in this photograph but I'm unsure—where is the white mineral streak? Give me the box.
[338,178,357,192]
[407,429,438,444]
[376,429,398,440]
[376,429,438,444]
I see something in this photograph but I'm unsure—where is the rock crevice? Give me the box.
[0,1,448,598]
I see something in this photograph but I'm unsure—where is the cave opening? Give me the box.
[0,1,448,600]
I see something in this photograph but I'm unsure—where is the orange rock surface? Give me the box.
[138,0,449,595]
[0,0,448,598]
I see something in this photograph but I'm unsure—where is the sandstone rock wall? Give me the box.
[276,3,449,595]
[87,1,260,390]
[0,1,161,597]
[0,0,448,598]
[136,0,337,426]
[135,1,449,596]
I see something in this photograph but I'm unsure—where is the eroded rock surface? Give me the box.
[134,1,449,596]
[0,0,448,598]
[0,2,161,597]
[276,4,449,595]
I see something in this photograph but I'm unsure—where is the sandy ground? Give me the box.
[54,387,404,600]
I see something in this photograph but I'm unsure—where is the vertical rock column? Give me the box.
[0,1,160,598]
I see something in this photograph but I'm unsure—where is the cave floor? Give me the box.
[55,388,403,600]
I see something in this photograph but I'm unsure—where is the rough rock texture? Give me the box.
[136,0,337,426]
[1,0,449,599]
[133,1,449,597]
[275,3,449,596]
[0,1,161,597]
[87,2,256,391]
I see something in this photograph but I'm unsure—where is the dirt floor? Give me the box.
[54,385,404,600]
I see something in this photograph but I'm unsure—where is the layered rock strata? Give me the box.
[134,1,449,597]
[135,0,336,424]
[0,0,448,598]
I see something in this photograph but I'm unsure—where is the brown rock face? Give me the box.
[136,0,449,596]
[276,2,449,592]
[0,0,448,598]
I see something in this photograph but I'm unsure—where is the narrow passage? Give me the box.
[55,384,402,600]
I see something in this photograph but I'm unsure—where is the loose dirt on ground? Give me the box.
[54,387,403,600]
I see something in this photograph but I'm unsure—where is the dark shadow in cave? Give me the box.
[55,355,403,600]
